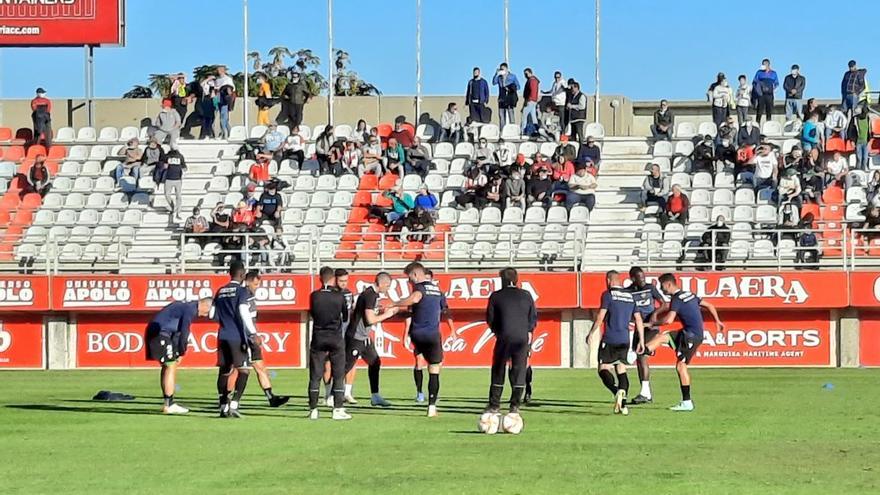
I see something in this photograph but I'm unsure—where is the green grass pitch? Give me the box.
[0,368,878,494]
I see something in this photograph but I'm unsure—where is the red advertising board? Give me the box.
[638,311,833,367]
[0,0,124,47]
[347,272,578,310]
[53,274,311,312]
[858,312,880,367]
[0,316,44,369]
[0,275,50,312]
[581,272,848,309]
[350,311,563,368]
[76,313,303,368]
[848,272,880,307]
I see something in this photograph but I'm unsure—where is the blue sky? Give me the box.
[1,0,877,100]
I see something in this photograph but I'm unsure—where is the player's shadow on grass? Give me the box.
[6,403,163,416]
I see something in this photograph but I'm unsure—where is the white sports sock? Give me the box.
[640,381,652,399]
[344,384,353,396]
[230,400,239,410]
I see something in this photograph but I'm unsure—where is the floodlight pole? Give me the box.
[503,0,509,64]
[328,0,335,125]
[416,0,422,122]
[243,0,250,131]
[85,45,95,127]
[594,0,600,123]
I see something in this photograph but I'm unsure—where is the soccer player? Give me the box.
[587,270,645,416]
[324,268,354,406]
[214,261,260,418]
[344,272,399,407]
[627,266,667,404]
[648,273,724,412]
[146,297,212,414]
[394,262,452,417]
[242,270,290,407]
[307,266,351,420]
[485,268,536,415]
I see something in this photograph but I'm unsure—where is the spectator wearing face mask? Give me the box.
[734,75,751,125]
[527,167,553,208]
[544,71,569,132]
[777,167,803,209]
[282,126,306,170]
[30,87,53,148]
[383,138,406,177]
[691,135,716,174]
[752,58,779,124]
[493,63,520,128]
[565,165,597,211]
[504,169,527,210]
[577,136,602,168]
[749,144,779,191]
[441,102,464,144]
[151,99,182,149]
[641,163,669,211]
[184,207,210,247]
[362,135,384,176]
[407,137,432,179]
[824,105,848,142]
[466,67,491,124]
[521,68,541,135]
[783,64,806,122]
[825,151,849,187]
[707,73,732,128]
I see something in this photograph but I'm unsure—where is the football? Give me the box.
[501,413,523,435]
[478,412,501,434]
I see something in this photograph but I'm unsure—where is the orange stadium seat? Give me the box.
[382,240,404,259]
[334,241,357,259]
[47,145,67,159]
[825,136,854,153]
[341,224,364,242]
[375,124,393,139]
[871,116,880,136]
[403,241,426,260]
[11,209,33,227]
[870,138,880,155]
[378,174,399,190]
[373,193,393,208]
[358,174,378,191]
[401,123,416,136]
[821,204,844,221]
[0,209,10,225]
[26,144,47,159]
[0,147,4,160]
[823,186,844,205]
[867,238,880,257]
[0,127,12,142]
[20,193,42,210]
[0,193,21,210]
[348,207,369,223]
[352,191,372,207]
[4,146,24,162]
[358,242,381,260]
[823,237,843,257]
[363,224,387,242]
[801,203,820,220]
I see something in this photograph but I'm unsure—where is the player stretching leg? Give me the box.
[587,270,645,415]
[394,262,452,417]
[214,261,259,418]
[146,297,212,414]
[648,273,723,412]
[323,269,354,406]
[627,266,667,405]
[242,270,290,407]
[307,267,351,420]
[344,272,398,407]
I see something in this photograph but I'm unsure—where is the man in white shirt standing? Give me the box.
[544,71,568,133]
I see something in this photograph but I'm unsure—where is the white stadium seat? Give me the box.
[675,122,696,139]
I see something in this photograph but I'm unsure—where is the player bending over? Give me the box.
[627,266,667,404]
[146,297,212,414]
[647,273,723,412]
[344,272,399,407]
[394,262,452,417]
[214,261,259,418]
[587,270,645,415]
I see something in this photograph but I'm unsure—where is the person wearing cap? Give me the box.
[577,136,601,167]
[30,87,53,148]
[256,181,284,227]
[279,72,310,128]
[261,123,284,159]
[841,60,867,115]
[142,138,167,183]
[783,64,806,121]
[184,207,210,247]
[151,99,182,150]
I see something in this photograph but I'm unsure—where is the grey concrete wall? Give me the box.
[46,319,74,370]
[838,309,860,368]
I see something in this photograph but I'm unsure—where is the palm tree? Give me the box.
[334,49,350,71]
[147,73,172,98]
[248,51,262,73]
[122,85,153,99]
[268,46,292,75]
[193,65,220,81]
[294,49,320,70]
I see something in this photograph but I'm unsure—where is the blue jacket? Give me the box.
[414,193,438,210]
[753,69,779,96]
[492,72,520,93]
[466,78,489,104]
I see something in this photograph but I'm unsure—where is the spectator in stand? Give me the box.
[565,165,597,211]
[210,202,231,234]
[521,68,540,134]
[480,174,505,210]
[504,169,527,210]
[825,151,849,187]
[341,140,362,176]
[407,137,432,178]
[328,141,345,176]
[530,152,552,176]
[22,155,52,198]
[736,119,761,149]
[801,112,821,152]
[717,115,738,143]
[666,185,690,225]
[390,120,414,148]
[707,73,732,128]
[384,138,406,177]
[777,166,803,208]
[215,66,235,139]
[824,105,848,142]
[441,102,464,144]
[170,73,189,121]
[414,186,438,212]
[404,206,435,243]
[249,155,271,186]
[233,201,256,228]
[282,126,306,170]
[455,167,488,209]
[567,82,588,143]
[799,147,824,205]
[734,75,751,125]
[116,138,143,186]
[867,171,880,206]
[261,123,285,162]
[854,104,872,171]
[255,72,274,126]
[550,153,576,193]
[243,184,258,210]
[256,181,284,226]
[715,135,736,167]
[362,135,384,176]
[697,216,730,270]
[164,147,186,221]
[804,98,821,120]
[508,152,527,176]
[751,144,779,191]
[315,125,335,176]
[151,100,182,150]
[493,63,520,128]
[493,139,513,168]
[466,67,491,124]
[352,120,370,144]
[30,87,53,148]
[376,188,414,226]
[641,163,669,211]
[576,136,601,167]
[198,76,217,139]
[752,58,779,124]
[527,167,553,208]
[142,138,167,183]
[691,135,716,173]
[544,71,569,133]
[184,207,210,246]
[181,74,207,139]
[783,64,806,122]
[841,60,867,115]
[279,72,309,128]
[651,100,674,141]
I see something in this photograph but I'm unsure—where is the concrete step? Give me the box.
[588,209,641,222]
[601,140,650,156]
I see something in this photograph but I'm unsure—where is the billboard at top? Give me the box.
[0,0,125,47]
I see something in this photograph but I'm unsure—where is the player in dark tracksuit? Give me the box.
[214,261,260,418]
[146,298,212,414]
[393,262,452,418]
[588,270,645,416]
[308,266,351,420]
[323,269,354,406]
[485,268,537,415]
[628,266,667,404]
[648,273,724,412]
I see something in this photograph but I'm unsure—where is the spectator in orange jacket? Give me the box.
[232,201,256,228]
[249,155,271,186]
